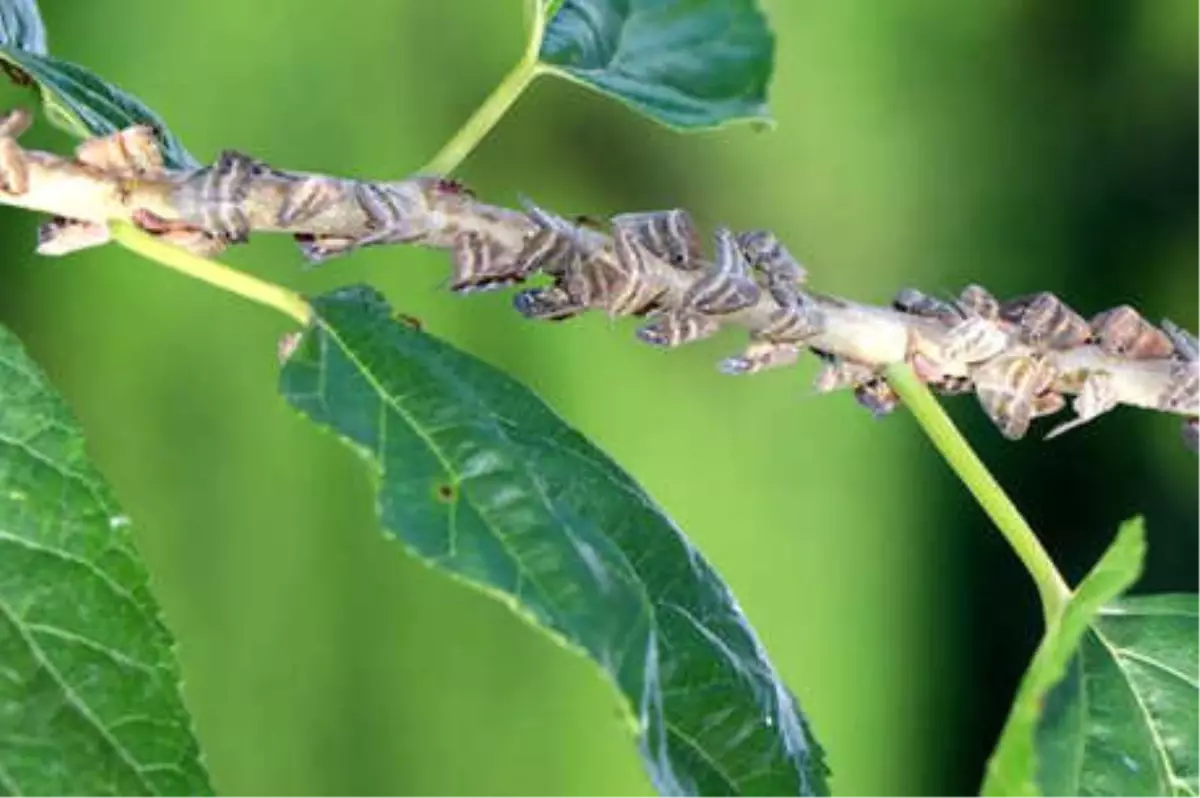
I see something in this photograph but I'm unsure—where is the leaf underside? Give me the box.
[1037,595,1198,796]
[280,286,829,796]
[539,0,775,129]
[0,324,211,796]
[983,518,1199,797]
[0,0,44,55]
[0,47,197,170]
[0,0,195,170]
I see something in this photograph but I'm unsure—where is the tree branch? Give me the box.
[1,117,1195,448]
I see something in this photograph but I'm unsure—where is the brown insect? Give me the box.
[348,180,430,249]
[940,285,1010,364]
[892,287,962,326]
[810,354,898,416]
[956,284,1000,320]
[1088,306,1173,360]
[512,284,586,322]
[1044,372,1118,440]
[36,216,110,256]
[609,209,703,271]
[519,198,590,277]
[1182,418,1198,453]
[719,340,802,375]
[74,124,164,177]
[972,353,1064,440]
[171,149,263,243]
[636,309,720,348]
[681,228,761,316]
[276,175,344,228]
[999,292,1091,350]
[1158,320,1199,415]
[294,232,356,263]
[737,229,806,306]
[854,379,901,417]
[449,231,524,294]
[520,200,660,316]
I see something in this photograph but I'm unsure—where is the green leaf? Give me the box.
[1036,594,1198,796]
[0,0,45,54]
[0,0,196,168]
[0,323,211,795]
[280,286,829,796]
[537,0,775,129]
[983,517,1147,795]
[983,518,1200,796]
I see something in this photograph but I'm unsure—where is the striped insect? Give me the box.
[190,149,268,242]
[972,353,1065,439]
[810,353,898,416]
[448,231,524,294]
[737,229,806,306]
[519,199,662,317]
[609,209,703,271]
[512,284,586,322]
[1159,319,1199,416]
[719,340,802,376]
[518,197,591,278]
[1089,306,1174,360]
[292,178,453,265]
[892,287,963,327]
[1044,371,1119,440]
[636,309,720,348]
[999,291,1091,350]
[276,174,345,229]
[736,234,823,347]
[957,284,1000,320]
[1183,418,1198,453]
[680,228,761,316]
[908,350,975,396]
[348,180,430,248]
[941,285,1010,364]
[747,298,824,347]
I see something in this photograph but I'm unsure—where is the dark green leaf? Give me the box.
[0,0,44,54]
[0,0,195,169]
[983,518,1146,795]
[0,323,211,795]
[984,519,1199,796]
[280,286,829,796]
[1037,594,1198,796]
[538,0,775,129]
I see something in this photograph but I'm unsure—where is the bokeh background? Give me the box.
[1,1,1196,794]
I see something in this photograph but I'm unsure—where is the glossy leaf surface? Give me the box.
[538,0,775,129]
[280,286,829,796]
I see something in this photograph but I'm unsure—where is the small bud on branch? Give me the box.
[0,111,1195,448]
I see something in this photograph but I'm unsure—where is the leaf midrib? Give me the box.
[317,317,661,643]
[1093,626,1177,791]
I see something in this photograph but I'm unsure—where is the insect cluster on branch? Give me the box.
[0,110,1195,449]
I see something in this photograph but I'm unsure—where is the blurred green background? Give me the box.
[0,1,1196,794]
